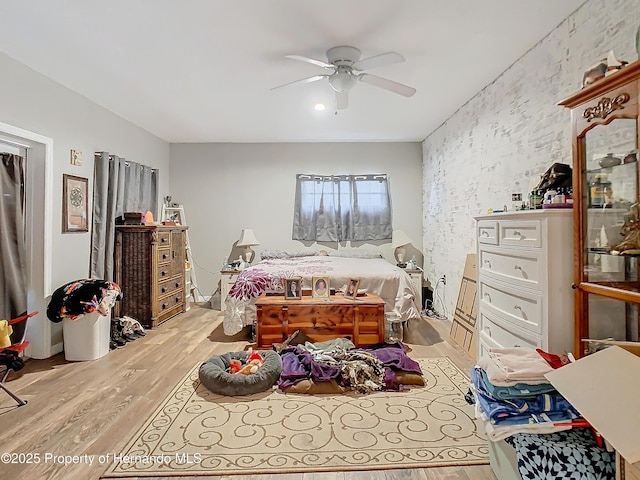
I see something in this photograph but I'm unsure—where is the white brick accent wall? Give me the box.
[422,0,640,320]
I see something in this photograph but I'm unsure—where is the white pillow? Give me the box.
[330,250,383,259]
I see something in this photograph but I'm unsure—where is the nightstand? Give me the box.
[403,268,423,309]
[220,270,241,312]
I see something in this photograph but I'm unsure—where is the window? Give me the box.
[292,174,392,242]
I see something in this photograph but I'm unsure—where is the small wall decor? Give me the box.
[63,174,89,233]
[70,149,82,166]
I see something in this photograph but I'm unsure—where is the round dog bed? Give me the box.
[199,350,282,396]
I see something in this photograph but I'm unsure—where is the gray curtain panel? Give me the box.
[90,152,158,281]
[292,174,392,242]
[0,153,27,320]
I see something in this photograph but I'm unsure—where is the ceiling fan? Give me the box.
[271,45,416,110]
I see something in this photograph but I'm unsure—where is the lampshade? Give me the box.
[237,229,260,265]
[392,230,412,266]
[237,229,260,247]
[391,230,412,248]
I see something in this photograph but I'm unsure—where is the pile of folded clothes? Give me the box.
[470,347,579,441]
[470,347,615,480]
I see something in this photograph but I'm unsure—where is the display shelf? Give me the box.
[560,61,640,357]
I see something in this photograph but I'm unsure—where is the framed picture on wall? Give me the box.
[62,174,89,233]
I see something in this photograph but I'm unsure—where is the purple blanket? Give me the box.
[278,343,422,390]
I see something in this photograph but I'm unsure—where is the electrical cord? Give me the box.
[188,256,225,301]
[423,278,448,320]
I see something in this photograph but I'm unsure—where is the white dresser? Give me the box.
[474,210,574,357]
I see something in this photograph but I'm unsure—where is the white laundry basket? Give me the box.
[62,311,111,361]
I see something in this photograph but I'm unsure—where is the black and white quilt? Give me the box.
[505,428,615,480]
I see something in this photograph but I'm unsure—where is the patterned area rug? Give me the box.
[103,357,488,477]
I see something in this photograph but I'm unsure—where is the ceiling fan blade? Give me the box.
[353,52,405,71]
[336,91,348,110]
[359,73,416,97]
[285,54,333,69]
[271,75,328,90]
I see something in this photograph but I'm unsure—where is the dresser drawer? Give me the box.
[479,309,541,350]
[478,220,498,245]
[479,279,543,334]
[158,277,183,296]
[498,220,541,248]
[478,245,542,291]
[157,231,171,247]
[157,264,172,282]
[156,247,171,265]
[223,273,239,286]
[479,334,500,359]
[157,290,184,315]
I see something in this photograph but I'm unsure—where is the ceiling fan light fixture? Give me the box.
[328,71,357,93]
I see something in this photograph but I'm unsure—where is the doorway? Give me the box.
[0,122,57,358]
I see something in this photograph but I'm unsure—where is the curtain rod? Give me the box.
[95,152,157,172]
[0,138,31,149]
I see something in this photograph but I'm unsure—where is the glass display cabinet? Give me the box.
[560,61,640,357]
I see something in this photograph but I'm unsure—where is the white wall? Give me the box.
[169,142,423,301]
[0,52,170,357]
[422,0,640,319]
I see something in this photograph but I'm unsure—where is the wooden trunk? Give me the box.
[114,225,188,328]
[255,293,385,347]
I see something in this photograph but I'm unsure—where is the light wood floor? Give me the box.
[0,305,497,480]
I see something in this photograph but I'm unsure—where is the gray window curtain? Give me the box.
[90,152,158,281]
[292,174,392,242]
[0,153,27,319]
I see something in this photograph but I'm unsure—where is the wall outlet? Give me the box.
[511,193,522,201]
[441,274,446,285]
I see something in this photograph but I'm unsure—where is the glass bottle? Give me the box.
[589,174,610,208]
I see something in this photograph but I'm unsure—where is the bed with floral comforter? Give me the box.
[223,254,421,336]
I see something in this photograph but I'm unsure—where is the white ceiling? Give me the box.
[0,0,585,143]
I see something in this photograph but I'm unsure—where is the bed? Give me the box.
[223,252,422,336]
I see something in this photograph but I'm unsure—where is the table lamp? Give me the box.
[392,230,412,267]
[237,229,260,264]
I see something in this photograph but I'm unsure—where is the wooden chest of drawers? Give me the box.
[255,293,385,348]
[114,225,188,328]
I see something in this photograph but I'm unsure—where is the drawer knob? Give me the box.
[514,304,522,311]
[483,293,492,302]
[161,287,166,293]
[481,231,489,237]
[514,265,522,270]
[483,259,492,268]
[514,231,522,238]
[514,344,521,348]
[483,326,491,336]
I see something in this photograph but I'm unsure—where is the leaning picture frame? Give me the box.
[345,278,360,299]
[312,275,330,299]
[284,277,303,300]
[62,174,89,233]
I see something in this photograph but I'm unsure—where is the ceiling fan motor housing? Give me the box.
[326,46,361,66]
